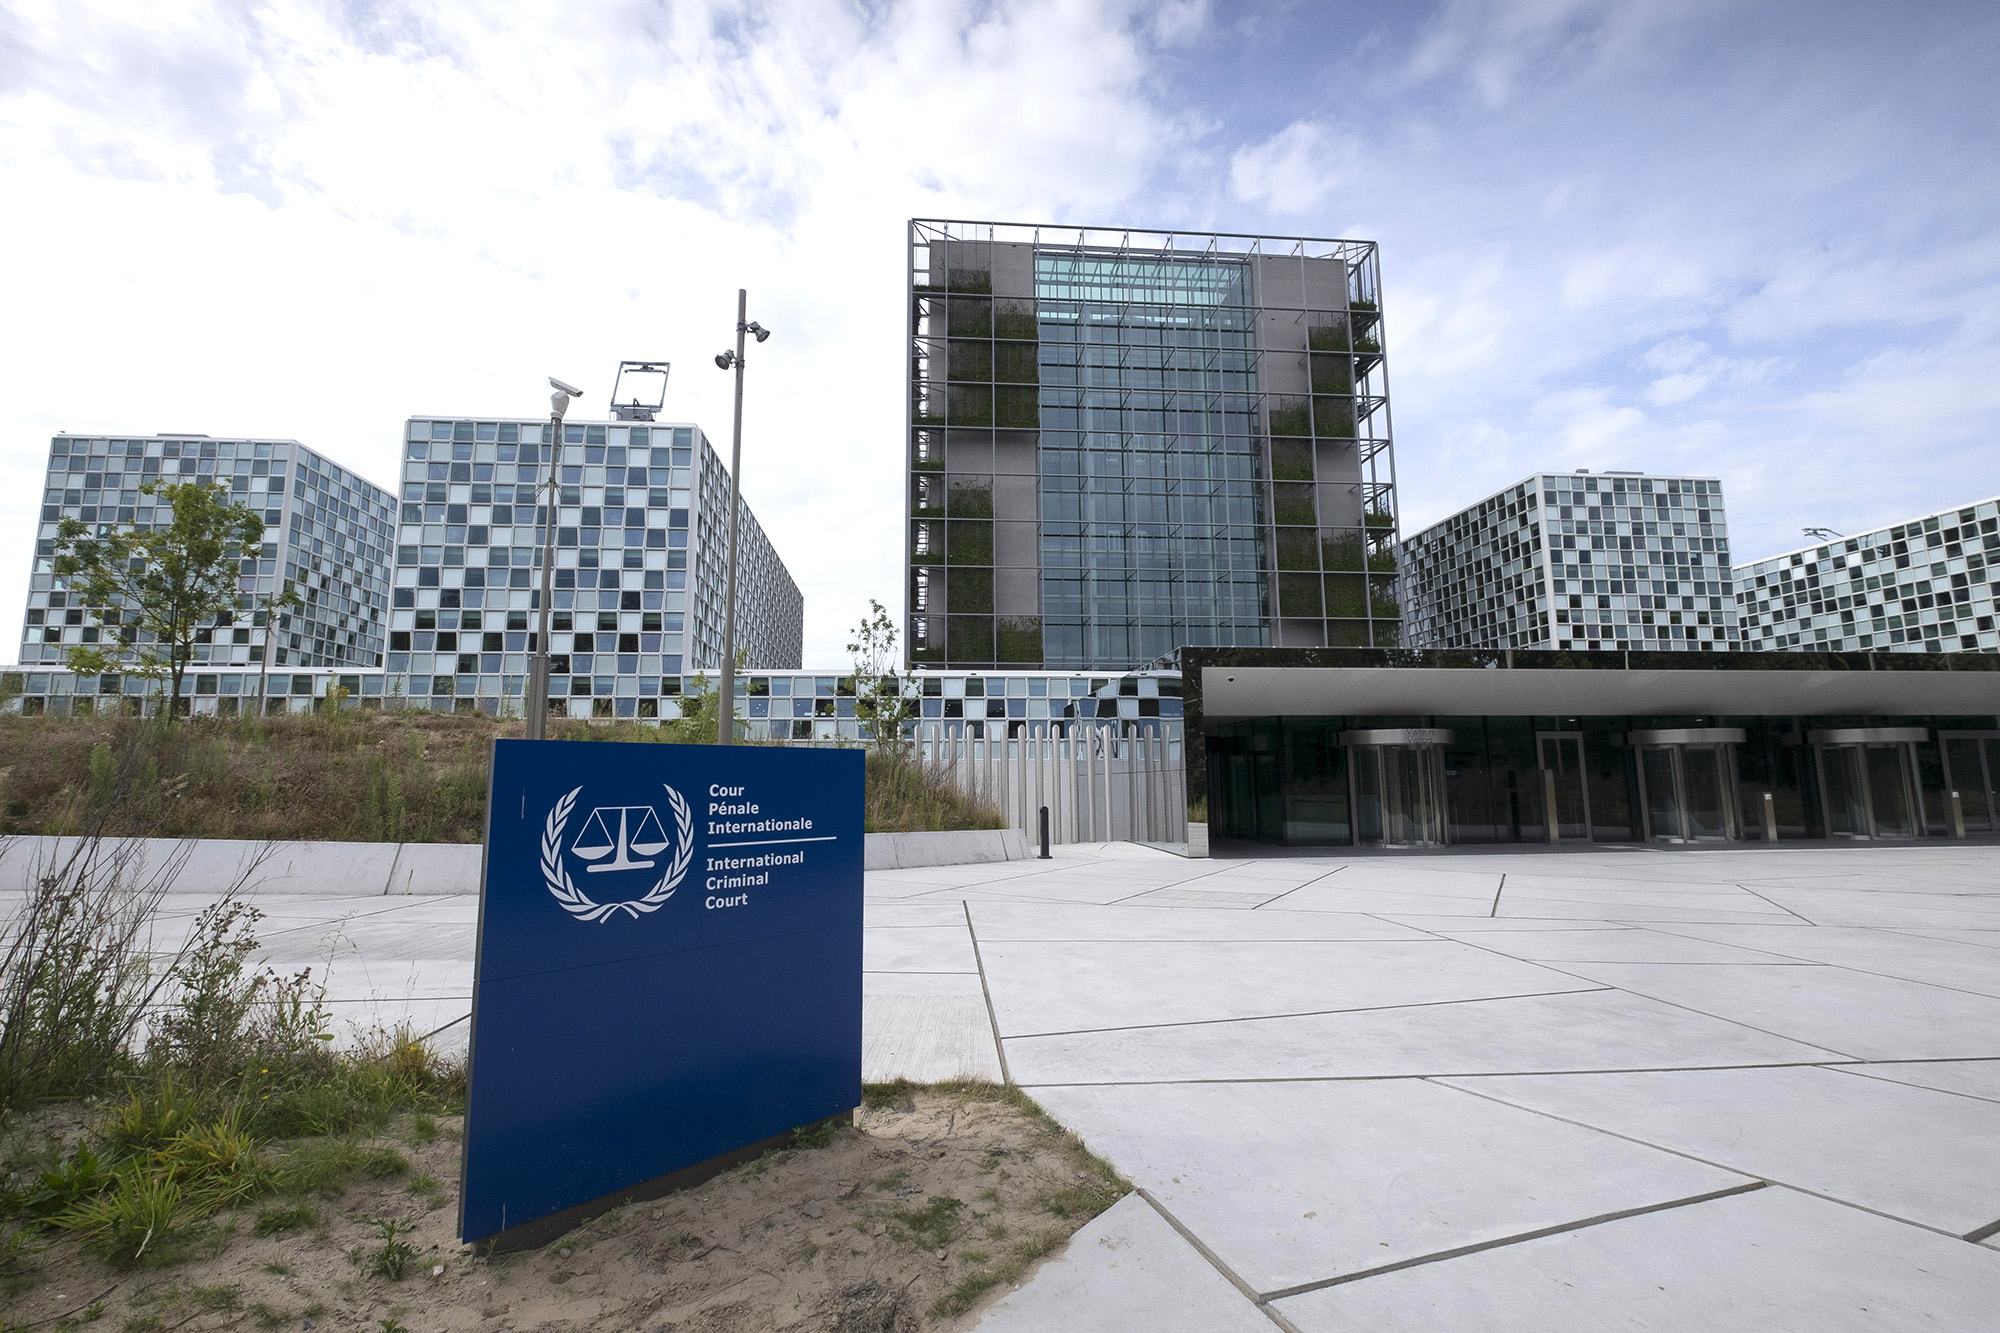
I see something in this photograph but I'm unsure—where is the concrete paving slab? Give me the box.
[1373,916,1632,934]
[1886,926,2000,949]
[968,903,1432,942]
[862,994,1000,1084]
[858,902,976,927]
[1497,873,1788,900]
[978,939,1589,1036]
[1501,899,1804,925]
[1121,887,1286,909]
[1432,926,1808,964]
[1551,961,2000,1060]
[1648,923,2000,996]
[1005,988,1840,1085]
[967,1194,1269,1332]
[1749,889,2000,930]
[1439,1065,2000,1235]
[862,925,978,974]
[1033,1080,1750,1296]
[1224,888,1500,918]
[1831,1058,2000,1104]
[1272,1185,2000,1332]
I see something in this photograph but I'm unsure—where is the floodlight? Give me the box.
[715,351,737,370]
[746,321,771,343]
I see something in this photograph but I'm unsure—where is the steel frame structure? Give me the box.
[906,219,1401,671]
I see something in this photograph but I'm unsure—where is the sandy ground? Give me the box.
[3,1085,1125,1332]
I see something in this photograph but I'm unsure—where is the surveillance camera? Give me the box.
[548,376,583,397]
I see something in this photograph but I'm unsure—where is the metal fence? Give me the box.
[915,722,1187,846]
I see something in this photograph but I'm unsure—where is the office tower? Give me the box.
[906,219,1399,670]
[1735,495,2000,653]
[22,432,396,680]
[1401,471,1739,651]
[383,411,802,718]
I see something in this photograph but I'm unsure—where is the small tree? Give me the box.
[664,673,720,744]
[847,599,916,751]
[53,480,264,722]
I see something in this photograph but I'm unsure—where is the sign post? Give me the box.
[459,740,864,1248]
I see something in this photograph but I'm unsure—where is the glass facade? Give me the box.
[1206,711,1992,848]
[21,433,395,676]
[1734,496,2000,653]
[907,220,1399,671]
[1034,250,1268,666]
[1402,472,1739,651]
[382,417,803,717]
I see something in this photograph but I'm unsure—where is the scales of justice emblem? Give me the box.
[540,784,694,922]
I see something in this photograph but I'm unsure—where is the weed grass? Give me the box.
[0,713,1005,841]
[861,750,1002,834]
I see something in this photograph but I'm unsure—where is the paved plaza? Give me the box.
[90,841,2000,1328]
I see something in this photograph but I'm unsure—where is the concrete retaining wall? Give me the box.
[0,827,1031,897]
[862,827,1034,870]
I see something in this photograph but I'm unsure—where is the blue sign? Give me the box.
[459,740,864,1244]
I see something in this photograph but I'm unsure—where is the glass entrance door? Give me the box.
[1820,746,1869,837]
[1381,745,1446,847]
[1629,729,1746,844]
[1345,740,1449,847]
[1941,734,2000,833]
[1811,731,1927,839]
[1682,747,1732,840]
[1536,733,1590,841]
[1864,745,1915,837]
[1635,745,1740,842]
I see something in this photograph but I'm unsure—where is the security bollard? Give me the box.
[1762,791,1778,843]
[1038,805,1051,859]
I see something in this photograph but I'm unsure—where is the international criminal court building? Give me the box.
[904,219,1402,670]
[8,224,1998,854]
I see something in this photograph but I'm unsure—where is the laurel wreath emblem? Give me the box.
[540,784,694,922]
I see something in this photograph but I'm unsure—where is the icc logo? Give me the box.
[540,784,694,922]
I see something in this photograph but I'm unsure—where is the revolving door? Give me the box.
[1809,728,1928,839]
[1629,728,1745,843]
[1341,729,1452,848]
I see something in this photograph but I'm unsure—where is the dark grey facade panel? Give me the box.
[907,220,1399,672]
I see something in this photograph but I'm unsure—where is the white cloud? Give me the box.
[1228,119,1361,216]
[3,0,1997,674]
[1639,337,1781,405]
[0,0,1198,666]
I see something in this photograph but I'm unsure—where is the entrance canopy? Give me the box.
[1195,656,1999,723]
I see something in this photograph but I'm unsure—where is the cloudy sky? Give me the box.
[2,0,1995,665]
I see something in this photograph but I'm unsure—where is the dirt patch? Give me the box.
[2,1082,1124,1331]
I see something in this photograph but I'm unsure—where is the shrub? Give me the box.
[0,831,194,1109]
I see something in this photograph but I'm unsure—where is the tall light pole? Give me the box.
[713,290,770,746]
[526,376,583,741]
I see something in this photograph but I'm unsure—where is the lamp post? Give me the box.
[712,290,770,746]
[526,376,583,741]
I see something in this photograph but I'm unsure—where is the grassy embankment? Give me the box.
[0,714,1002,843]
